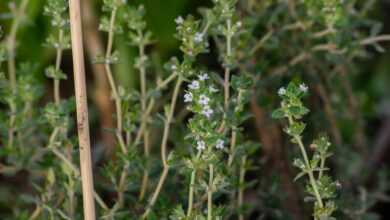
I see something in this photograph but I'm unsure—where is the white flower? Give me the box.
[299,83,308,93]
[201,106,213,118]
[335,180,342,188]
[171,64,177,71]
[278,87,286,96]
[199,94,210,106]
[215,139,224,150]
[198,73,209,81]
[236,21,242,28]
[209,86,218,93]
[194,32,204,43]
[175,16,184,24]
[188,80,200,90]
[196,140,206,151]
[184,92,193,102]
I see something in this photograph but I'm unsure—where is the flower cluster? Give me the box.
[185,73,219,120]
[185,72,225,152]
[273,82,338,219]
[175,15,209,57]
[183,73,227,218]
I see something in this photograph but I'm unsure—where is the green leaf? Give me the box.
[231,74,253,91]
[288,105,309,118]
[45,66,67,80]
[271,108,285,119]
[286,122,306,136]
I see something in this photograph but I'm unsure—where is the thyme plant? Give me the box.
[0,0,389,219]
[31,0,79,219]
[273,82,338,220]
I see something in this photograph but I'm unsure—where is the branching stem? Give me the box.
[7,0,30,149]
[138,30,151,201]
[287,116,324,208]
[207,164,214,220]
[187,151,201,217]
[142,77,183,219]
[238,156,247,220]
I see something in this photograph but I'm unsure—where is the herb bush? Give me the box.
[0,0,389,219]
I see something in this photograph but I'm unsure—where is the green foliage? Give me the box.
[43,0,68,27]
[0,0,388,219]
[304,0,344,27]
[273,82,338,219]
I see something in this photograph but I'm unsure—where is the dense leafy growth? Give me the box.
[0,0,389,219]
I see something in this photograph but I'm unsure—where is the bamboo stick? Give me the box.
[68,1,96,219]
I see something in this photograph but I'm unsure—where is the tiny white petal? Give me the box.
[201,106,214,118]
[194,32,204,43]
[188,80,200,90]
[278,87,286,96]
[236,21,242,27]
[299,83,308,93]
[215,139,224,149]
[196,140,206,151]
[175,16,184,24]
[184,92,193,102]
[198,73,209,81]
[198,94,210,106]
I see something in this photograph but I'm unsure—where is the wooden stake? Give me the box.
[68,1,96,219]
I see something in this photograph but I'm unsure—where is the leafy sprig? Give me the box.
[273,82,338,220]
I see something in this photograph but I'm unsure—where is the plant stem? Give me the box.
[238,156,247,220]
[104,8,123,134]
[319,157,325,179]
[42,130,108,214]
[54,29,64,105]
[287,116,324,208]
[116,162,129,207]
[187,170,196,217]
[142,77,183,218]
[133,73,177,143]
[111,133,129,211]
[187,151,201,217]
[227,90,243,166]
[6,0,30,149]
[162,78,182,167]
[294,136,324,208]
[135,99,156,143]
[227,129,237,167]
[156,71,178,90]
[101,6,131,211]
[207,164,214,220]
[137,30,150,201]
[142,166,169,219]
[42,11,74,219]
[224,19,232,110]
[68,0,96,218]
[67,179,76,219]
[29,206,42,220]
